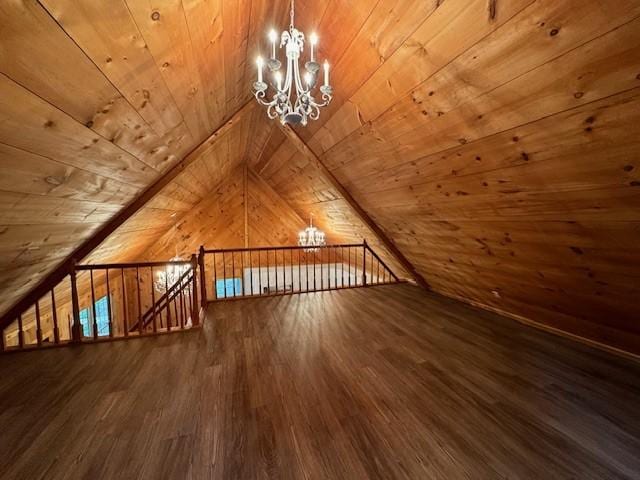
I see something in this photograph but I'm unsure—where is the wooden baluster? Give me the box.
[348,247,352,287]
[249,250,254,296]
[313,249,317,291]
[320,248,324,291]
[299,249,302,293]
[275,249,278,293]
[265,249,269,294]
[370,249,375,284]
[222,251,227,298]
[191,254,199,325]
[212,251,218,300]
[120,269,128,337]
[258,251,262,295]
[342,246,345,288]
[151,267,157,333]
[199,246,207,307]
[240,250,245,296]
[70,262,82,343]
[290,249,294,293]
[136,267,143,335]
[173,285,179,327]
[51,288,60,344]
[362,241,368,287]
[17,314,24,349]
[90,270,98,340]
[179,282,186,329]
[165,266,171,332]
[106,269,113,337]
[35,299,43,347]
[231,251,236,297]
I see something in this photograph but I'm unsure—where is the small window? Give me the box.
[94,296,110,337]
[215,278,242,298]
[79,295,111,337]
[79,308,91,337]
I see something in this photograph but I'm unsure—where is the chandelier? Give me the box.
[298,216,326,252]
[154,218,191,293]
[253,0,333,126]
[154,256,191,294]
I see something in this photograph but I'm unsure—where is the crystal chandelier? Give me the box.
[253,0,333,126]
[298,216,326,252]
[154,256,191,294]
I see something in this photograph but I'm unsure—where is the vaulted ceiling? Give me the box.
[1,0,639,353]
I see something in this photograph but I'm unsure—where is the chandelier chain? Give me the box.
[290,0,295,29]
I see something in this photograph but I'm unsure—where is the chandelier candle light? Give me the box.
[298,215,326,252]
[253,0,333,126]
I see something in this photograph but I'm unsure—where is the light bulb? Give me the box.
[310,33,318,45]
[268,30,278,43]
[304,72,312,86]
[274,71,283,90]
[256,56,264,83]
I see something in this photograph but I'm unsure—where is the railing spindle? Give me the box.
[231,251,236,297]
[35,299,43,347]
[191,254,199,324]
[17,314,24,349]
[151,267,157,333]
[165,267,171,332]
[90,270,98,340]
[136,267,143,335]
[199,246,207,306]
[275,249,278,293]
[106,269,113,337]
[222,251,227,299]
[121,268,128,337]
[51,288,59,344]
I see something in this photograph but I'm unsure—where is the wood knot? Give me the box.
[105,57,112,63]
[570,246,583,255]
[623,165,634,172]
[549,28,559,36]
[521,152,529,161]
[512,136,519,142]
[85,120,94,128]
[43,120,54,128]
[151,11,160,21]
[585,116,596,124]
[574,92,584,99]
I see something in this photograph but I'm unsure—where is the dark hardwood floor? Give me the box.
[1,284,640,479]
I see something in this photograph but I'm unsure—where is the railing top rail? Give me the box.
[203,243,364,254]
[75,260,194,270]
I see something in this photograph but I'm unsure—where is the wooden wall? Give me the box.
[253,0,640,353]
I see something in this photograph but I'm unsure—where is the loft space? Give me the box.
[1,0,640,478]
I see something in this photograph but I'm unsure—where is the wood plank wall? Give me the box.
[253,0,640,353]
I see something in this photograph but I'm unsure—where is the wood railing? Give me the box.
[1,257,199,353]
[198,240,400,303]
[1,241,399,353]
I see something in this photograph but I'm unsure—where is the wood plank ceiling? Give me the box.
[1,0,639,353]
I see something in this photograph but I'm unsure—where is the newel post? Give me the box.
[198,246,207,309]
[362,239,368,286]
[190,254,199,326]
[69,260,82,343]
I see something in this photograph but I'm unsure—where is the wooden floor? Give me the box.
[1,285,640,479]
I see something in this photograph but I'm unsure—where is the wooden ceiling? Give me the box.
[1,0,639,353]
